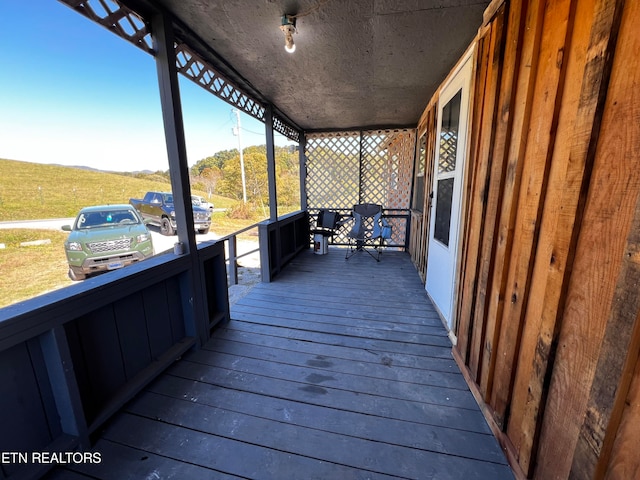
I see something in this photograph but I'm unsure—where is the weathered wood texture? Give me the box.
[488,0,547,429]
[440,0,640,478]
[466,5,506,383]
[409,101,438,283]
[604,354,640,480]
[47,250,514,480]
[455,19,494,364]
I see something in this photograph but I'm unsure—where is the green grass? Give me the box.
[0,229,73,308]
[0,159,301,307]
[0,158,237,220]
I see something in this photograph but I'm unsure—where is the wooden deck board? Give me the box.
[205,329,459,371]
[203,338,468,388]
[48,250,513,479]
[146,374,508,464]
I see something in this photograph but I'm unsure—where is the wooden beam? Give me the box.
[299,133,308,211]
[581,206,640,478]
[483,0,508,27]
[265,104,278,222]
[151,10,195,252]
[152,9,208,345]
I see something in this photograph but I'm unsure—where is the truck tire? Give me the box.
[160,217,175,236]
[198,227,210,234]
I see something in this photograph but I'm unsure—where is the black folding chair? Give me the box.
[310,209,344,253]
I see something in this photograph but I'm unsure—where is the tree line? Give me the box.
[189,145,300,208]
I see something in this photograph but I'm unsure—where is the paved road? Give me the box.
[0,218,75,231]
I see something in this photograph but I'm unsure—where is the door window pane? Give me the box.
[438,90,461,174]
[412,134,427,211]
[434,177,454,246]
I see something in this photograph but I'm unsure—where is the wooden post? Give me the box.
[299,132,307,212]
[39,326,89,448]
[228,236,238,286]
[152,9,208,345]
[151,11,196,252]
[265,104,278,222]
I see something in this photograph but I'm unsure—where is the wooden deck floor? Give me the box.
[47,249,514,480]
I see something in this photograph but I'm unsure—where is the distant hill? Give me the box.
[53,164,159,175]
[0,158,227,221]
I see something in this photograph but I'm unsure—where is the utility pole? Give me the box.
[232,109,247,203]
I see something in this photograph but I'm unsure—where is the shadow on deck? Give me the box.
[47,249,514,479]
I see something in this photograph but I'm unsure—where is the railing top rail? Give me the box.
[214,221,262,242]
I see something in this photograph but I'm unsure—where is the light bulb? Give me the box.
[285,39,296,53]
[280,18,296,54]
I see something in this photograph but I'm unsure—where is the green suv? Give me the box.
[62,204,154,281]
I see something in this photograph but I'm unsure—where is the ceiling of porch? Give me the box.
[139,0,491,132]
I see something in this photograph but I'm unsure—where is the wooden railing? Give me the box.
[0,211,335,478]
[215,223,261,286]
[259,210,309,282]
[0,241,228,480]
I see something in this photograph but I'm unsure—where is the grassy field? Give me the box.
[0,158,235,220]
[0,229,73,308]
[0,218,260,309]
[0,158,300,308]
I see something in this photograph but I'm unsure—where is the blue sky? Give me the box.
[0,0,291,172]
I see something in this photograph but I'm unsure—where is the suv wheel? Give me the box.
[68,268,86,281]
[160,217,175,236]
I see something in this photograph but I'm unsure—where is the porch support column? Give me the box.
[151,9,207,344]
[151,11,195,250]
[299,132,307,211]
[265,104,278,221]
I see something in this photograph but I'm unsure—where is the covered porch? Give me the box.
[45,249,513,479]
[2,0,640,479]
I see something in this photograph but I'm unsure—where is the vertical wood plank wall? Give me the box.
[411,0,640,478]
[410,100,438,282]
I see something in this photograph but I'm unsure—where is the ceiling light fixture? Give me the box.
[280,15,297,53]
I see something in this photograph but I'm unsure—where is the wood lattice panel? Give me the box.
[60,0,300,143]
[60,0,153,53]
[384,130,417,209]
[306,132,361,210]
[306,129,416,247]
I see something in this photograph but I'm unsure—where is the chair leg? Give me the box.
[345,239,380,262]
[345,239,358,260]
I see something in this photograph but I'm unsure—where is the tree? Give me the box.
[191,149,238,176]
[191,144,301,208]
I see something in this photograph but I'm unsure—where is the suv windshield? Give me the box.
[76,209,140,229]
